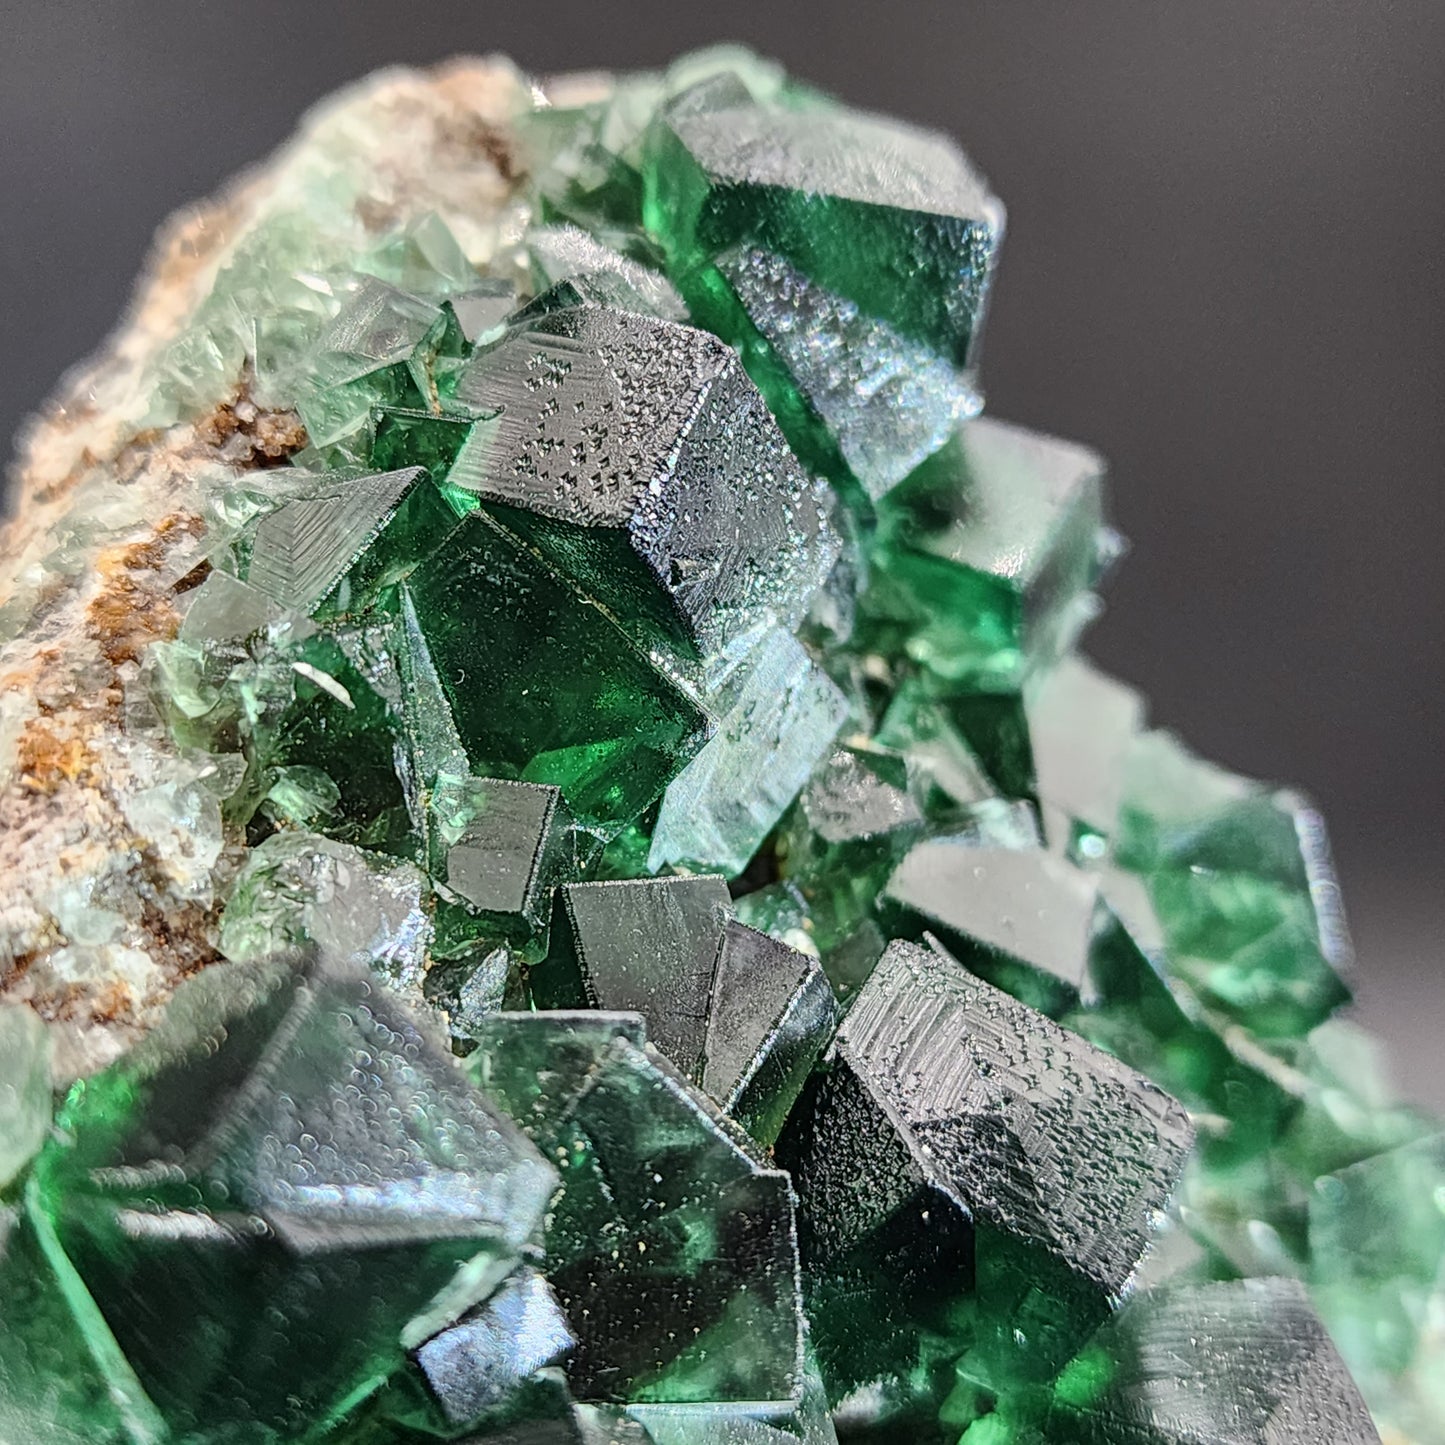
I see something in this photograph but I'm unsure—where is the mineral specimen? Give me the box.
[0,42,1432,1445]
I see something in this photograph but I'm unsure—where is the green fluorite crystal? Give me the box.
[465,1011,803,1408]
[4,42,1432,1445]
[1050,1277,1378,1444]
[642,72,1003,503]
[35,956,556,1440]
[863,416,1113,690]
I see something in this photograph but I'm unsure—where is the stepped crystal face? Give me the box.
[0,42,1431,1445]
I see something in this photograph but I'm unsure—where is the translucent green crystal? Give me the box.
[628,1356,839,1444]
[864,417,1111,689]
[245,466,458,617]
[446,280,517,347]
[526,225,687,320]
[0,1192,160,1445]
[648,629,849,875]
[1310,1134,1445,1438]
[413,1268,576,1432]
[873,677,1007,814]
[404,507,708,828]
[703,921,837,1147]
[537,876,734,1078]
[253,626,415,849]
[427,774,569,926]
[289,279,470,451]
[692,244,975,503]
[883,839,1099,1015]
[643,74,1003,371]
[1026,656,1144,860]
[1069,878,1295,1162]
[218,830,432,991]
[1117,730,1353,1036]
[523,47,792,240]
[35,957,555,1440]
[535,878,835,1140]
[467,1012,804,1407]
[778,938,1194,1419]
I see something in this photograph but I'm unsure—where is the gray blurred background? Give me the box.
[2,1,1440,1106]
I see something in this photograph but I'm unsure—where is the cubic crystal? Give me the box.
[885,838,1099,1014]
[415,1268,576,1429]
[648,629,849,875]
[643,74,1003,371]
[35,956,555,1438]
[778,938,1193,1401]
[467,1012,804,1407]
[537,876,733,1078]
[1051,1277,1380,1444]
[404,506,708,828]
[451,301,837,669]
[1117,730,1353,1036]
[864,417,1111,689]
[703,921,837,1147]
[218,830,433,991]
[245,465,456,616]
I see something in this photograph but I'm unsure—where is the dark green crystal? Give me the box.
[778,938,1194,1423]
[35,957,554,1440]
[536,876,733,1076]
[466,1012,804,1408]
[404,507,708,829]
[643,74,1003,371]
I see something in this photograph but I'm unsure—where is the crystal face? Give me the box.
[778,938,1194,1409]
[641,75,1001,509]
[404,507,709,829]
[465,1011,804,1408]
[0,41,1426,1445]
[1050,1277,1379,1444]
[34,957,556,1439]
[449,300,837,667]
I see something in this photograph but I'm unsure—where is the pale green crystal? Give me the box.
[865,416,1111,688]
[649,630,849,875]
[218,830,432,991]
[1310,1134,1445,1439]
[885,839,1099,1011]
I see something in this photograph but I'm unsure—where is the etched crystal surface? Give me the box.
[34,957,556,1439]
[778,937,1194,1416]
[643,75,1003,367]
[0,42,1425,1445]
[466,1011,804,1408]
[1051,1277,1379,1444]
[450,301,837,667]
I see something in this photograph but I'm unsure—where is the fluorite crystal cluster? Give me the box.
[0,46,1439,1445]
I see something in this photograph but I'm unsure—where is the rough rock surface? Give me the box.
[0,59,528,1078]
